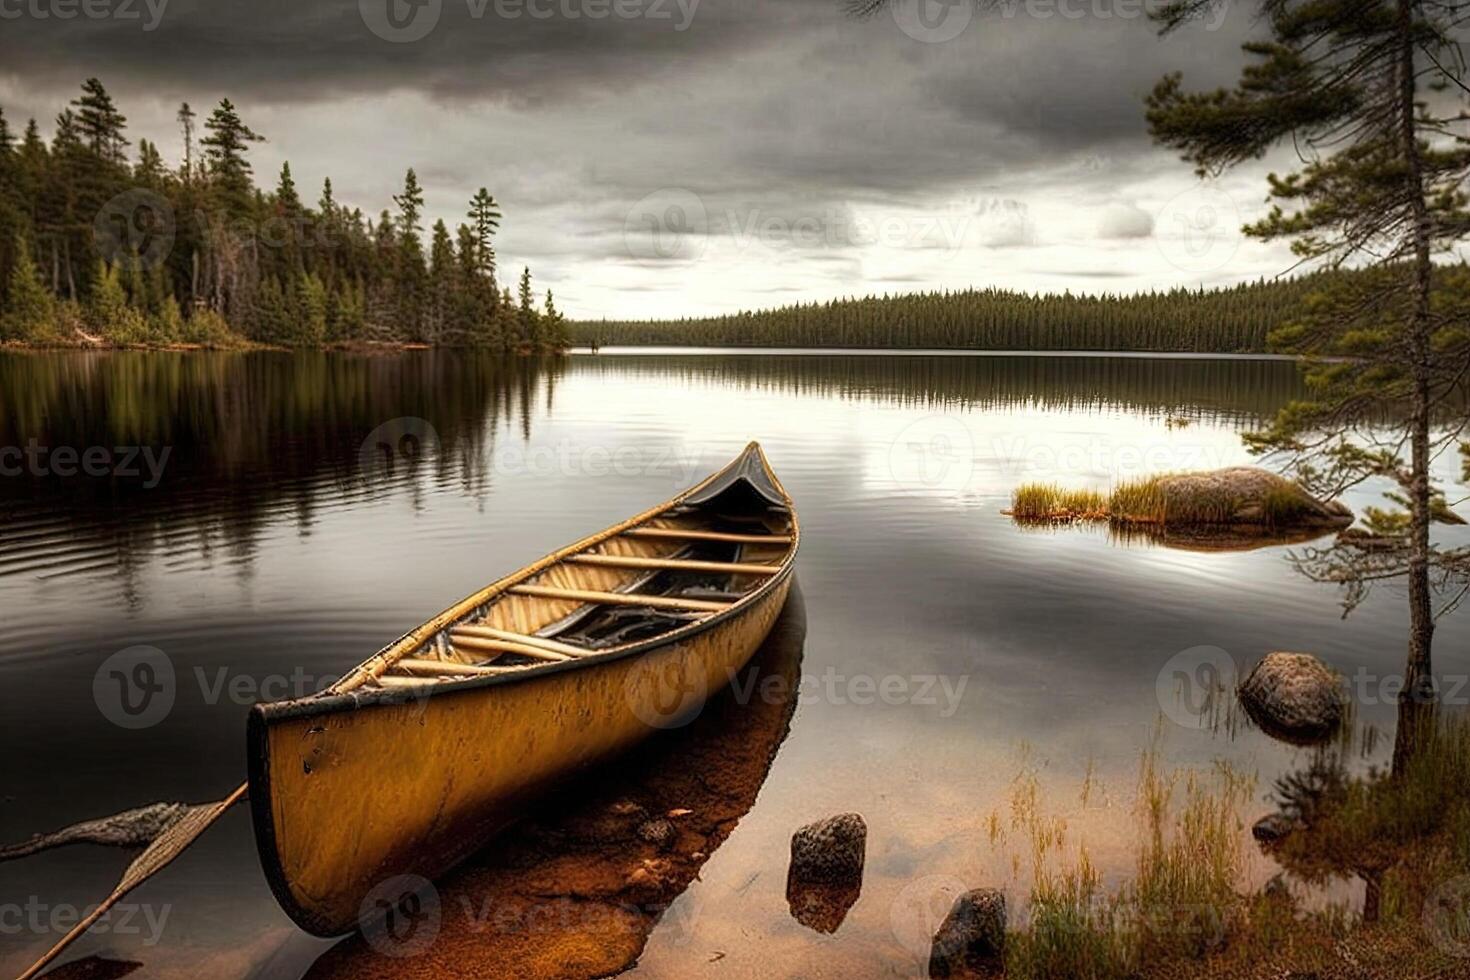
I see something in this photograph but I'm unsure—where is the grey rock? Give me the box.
[1238,652,1346,744]
[637,818,676,851]
[928,889,1006,979]
[1252,812,1298,845]
[789,813,866,885]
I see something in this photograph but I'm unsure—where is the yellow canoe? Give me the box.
[247,441,799,936]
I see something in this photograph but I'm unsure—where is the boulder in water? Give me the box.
[789,813,866,886]
[1238,652,1346,744]
[928,888,1006,978]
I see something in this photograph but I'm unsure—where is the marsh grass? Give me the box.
[1002,714,1470,979]
[1005,738,1257,979]
[1008,484,1109,521]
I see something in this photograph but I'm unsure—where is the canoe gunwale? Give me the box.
[250,442,798,724]
[250,555,797,723]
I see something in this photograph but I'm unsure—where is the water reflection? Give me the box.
[5,349,1469,979]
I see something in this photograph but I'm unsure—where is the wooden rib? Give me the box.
[566,553,781,576]
[450,625,588,657]
[509,584,733,612]
[623,527,792,545]
[392,658,511,677]
[447,635,572,662]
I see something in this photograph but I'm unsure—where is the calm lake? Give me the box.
[3,349,1469,978]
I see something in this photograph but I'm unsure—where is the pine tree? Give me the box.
[71,78,128,164]
[87,260,147,344]
[468,188,501,280]
[427,219,455,345]
[273,162,304,276]
[393,170,427,341]
[292,273,328,347]
[201,98,264,213]
[2,237,54,342]
[543,289,567,351]
[517,266,539,350]
[1147,0,1470,735]
[495,286,518,352]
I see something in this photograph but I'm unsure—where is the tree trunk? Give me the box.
[1396,0,1436,719]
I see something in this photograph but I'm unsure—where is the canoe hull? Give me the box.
[247,573,792,937]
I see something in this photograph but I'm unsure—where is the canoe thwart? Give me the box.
[566,553,781,576]
[622,527,792,545]
[509,583,733,613]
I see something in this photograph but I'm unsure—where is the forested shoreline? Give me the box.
[0,79,567,352]
[571,273,1353,353]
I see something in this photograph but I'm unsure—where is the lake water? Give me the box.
[2,350,1468,978]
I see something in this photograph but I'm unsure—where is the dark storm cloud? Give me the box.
[0,0,1274,315]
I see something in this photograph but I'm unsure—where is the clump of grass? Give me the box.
[1001,713,1470,979]
[1109,475,1239,525]
[1010,483,1109,522]
[1005,736,1257,980]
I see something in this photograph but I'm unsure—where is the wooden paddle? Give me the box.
[16,783,247,980]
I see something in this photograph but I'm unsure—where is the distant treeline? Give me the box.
[0,79,567,352]
[572,275,1351,352]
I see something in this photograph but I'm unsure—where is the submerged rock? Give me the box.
[1238,652,1346,744]
[1252,812,1299,845]
[928,889,1006,978]
[789,813,866,885]
[786,877,862,934]
[636,818,676,852]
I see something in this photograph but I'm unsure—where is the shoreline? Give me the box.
[3,340,1301,361]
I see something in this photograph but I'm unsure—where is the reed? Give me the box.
[1003,715,1470,978]
[1008,484,1109,522]
[1005,740,1256,979]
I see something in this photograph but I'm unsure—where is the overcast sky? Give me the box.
[0,0,1300,319]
